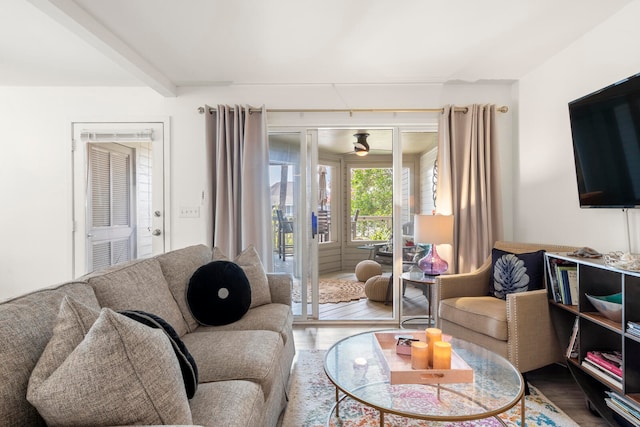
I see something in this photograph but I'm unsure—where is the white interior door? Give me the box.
[72,121,169,277]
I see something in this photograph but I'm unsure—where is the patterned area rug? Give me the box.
[291,279,366,304]
[281,350,580,427]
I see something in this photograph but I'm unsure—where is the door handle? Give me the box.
[152,229,162,236]
[311,212,317,238]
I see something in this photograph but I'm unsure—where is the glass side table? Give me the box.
[400,272,438,326]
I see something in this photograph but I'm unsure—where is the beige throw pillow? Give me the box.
[213,245,271,308]
[28,296,99,392]
[27,303,192,427]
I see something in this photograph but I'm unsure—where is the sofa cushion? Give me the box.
[181,329,283,398]
[28,296,99,395]
[213,245,271,308]
[194,303,293,346]
[439,296,508,341]
[490,249,545,299]
[187,261,252,326]
[156,244,212,332]
[0,282,99,427]
[190,380,264,427]
[27,307,192,426]
[119,310,198,399]
[86,257,189,336]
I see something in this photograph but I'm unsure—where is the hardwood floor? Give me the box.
[291,325,609,426]
[292,270,432,322]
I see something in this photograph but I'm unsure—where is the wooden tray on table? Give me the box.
[373,331,474,385]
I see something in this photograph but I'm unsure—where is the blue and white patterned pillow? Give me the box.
[490,249,545,299]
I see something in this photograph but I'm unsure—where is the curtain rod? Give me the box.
[197,106,509,115]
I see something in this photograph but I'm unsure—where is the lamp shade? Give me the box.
[413,214,453,245]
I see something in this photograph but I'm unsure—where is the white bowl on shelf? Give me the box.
[585,293,622,322]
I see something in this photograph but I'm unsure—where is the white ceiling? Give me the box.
[0,0,633,96]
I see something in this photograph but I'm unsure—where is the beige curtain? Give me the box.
[205,104,272,270]
[436,104,503,273]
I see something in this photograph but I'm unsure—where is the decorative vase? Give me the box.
[417,244,448,276]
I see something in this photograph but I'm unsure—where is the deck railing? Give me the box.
[351,215,392,241]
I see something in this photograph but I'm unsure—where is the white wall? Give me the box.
[516,0,640,253]
[0,82,513,300]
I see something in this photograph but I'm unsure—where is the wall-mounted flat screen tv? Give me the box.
[569,72,640,208]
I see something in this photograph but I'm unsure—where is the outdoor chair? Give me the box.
[276,209,293,260]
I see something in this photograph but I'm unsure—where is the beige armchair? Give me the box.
[436,241,579,374]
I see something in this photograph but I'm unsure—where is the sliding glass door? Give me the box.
[268,125,437,324]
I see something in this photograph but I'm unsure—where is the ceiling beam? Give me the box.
[26,0,177,97]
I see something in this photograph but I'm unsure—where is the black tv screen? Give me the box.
[568,73,640,208]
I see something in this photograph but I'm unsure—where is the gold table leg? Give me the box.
[335,386,340,418]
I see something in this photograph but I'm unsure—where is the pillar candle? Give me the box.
[426,328,442,367]
[411,341,428,369]
[433,341,452,369]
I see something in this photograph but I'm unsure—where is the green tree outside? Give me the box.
[351,168,392,240]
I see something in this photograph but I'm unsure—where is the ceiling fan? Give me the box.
[353,132,370,156]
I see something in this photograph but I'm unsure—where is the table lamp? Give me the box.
[413,214,454,276]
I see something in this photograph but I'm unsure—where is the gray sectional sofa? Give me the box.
[0,244,295,427]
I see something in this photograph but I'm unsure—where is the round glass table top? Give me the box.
[323,330,524,421]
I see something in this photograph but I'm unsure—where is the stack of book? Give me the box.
[545,258,578,305]
[581,350,623,389]
[605,391,640,427]
[628,321,640,338]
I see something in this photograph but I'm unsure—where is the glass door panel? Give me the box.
[269,132,303,317]
[268,130,318,320]
[400,130,439,327]
[320,128,395,321]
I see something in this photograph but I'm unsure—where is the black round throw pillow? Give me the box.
[118,310,198,399]
[187,260,252,326]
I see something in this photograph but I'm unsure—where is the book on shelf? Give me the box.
[566,267,578,306]
[566,317,579,359]
[583,358,622,381]
[605,391,640,427]
[586,350,623,377]
[581,359,623,389]
[628,322,640,338]
[556,265,577,305]
[606,398,640,427]
[555,264,568,304]
[545,256,562,303]
[606,391,640,418]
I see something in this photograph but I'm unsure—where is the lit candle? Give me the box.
[426,328,442,367]
[433,341,452,369]
[411,341,428,369]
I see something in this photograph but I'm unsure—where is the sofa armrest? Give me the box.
[506,289,562,372]
[436,257,492,301]
[267,273,293,306]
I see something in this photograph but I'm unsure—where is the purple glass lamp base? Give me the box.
[417,244,448,276]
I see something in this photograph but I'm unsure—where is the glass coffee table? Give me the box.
[324,330,525,426]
